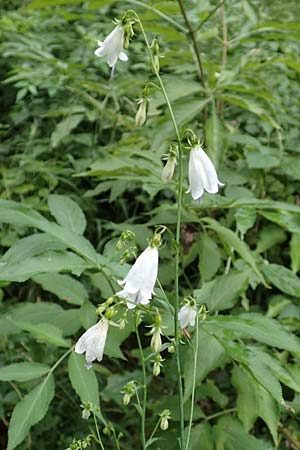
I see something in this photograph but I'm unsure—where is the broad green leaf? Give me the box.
[198,234,221,282]
[2,233,66,263]
[232,366,279,444]
[191,423,214,450]
[68,352,99,408]
[260,210,300,234]
[50,114,83,148]
[248,346,300,392]
[184,329,228,400]
[14,322,70,347]
[202,218,265,284]
[290,233,300,273]
[0,251,89,282]
[79,300,97,330]
[194,270,249,312]
[204,313,300,353]
[7,374,55,450]
[33,273,87,306]
[105,313,135,359]
[213,416,266,450]
[255,225,286,254]
[48,195,86,235]
[0,202,99,265]
[235,207,256,236]
[219,93,279,128]
[0,302,80,337]
[0,363,49,382]
[263,263,300,296]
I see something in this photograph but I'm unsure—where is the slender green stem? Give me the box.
[111,427,121,450]
[134,15,185,448]
[93,412,106,450]
[148,417,162,442]
[185,315,199,450]
[135,312,147,450]
[205,408,237,421]
[125,0,187,33]
[194,1,224,32]
[176,0,207,143]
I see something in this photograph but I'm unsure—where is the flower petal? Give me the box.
[119,51,128,61]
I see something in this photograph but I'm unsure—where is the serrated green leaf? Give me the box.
[0,251,89,282]
[0,363,50,382]
[213,416,266,450]
[198,234,221,282]
[191,423,214,450]
[263,263,300,296]
[2,233,66,263]
[235,207,256,236]
[205,313,300,353]
[7,374,55,450]
[33,273,87,305]
[290,233,300,273]
[68,352,99,408]
[14,322,70,347]
[48,195,86,234]
[194,270,249,312]
[184,329,228,400]
[203,217,265,284]
[232,366,279,444]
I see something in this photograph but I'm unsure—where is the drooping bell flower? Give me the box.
[94,25,128,74]
[117,246,159,309]
[75,318,109,369]
[187,145,224,201]
[178,303,196,329]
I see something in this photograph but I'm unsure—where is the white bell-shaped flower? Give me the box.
[94,25,128,69]
[117,246,159,309]
[75,318,109,369]
[187,145,224,201]
[178,303,196,329]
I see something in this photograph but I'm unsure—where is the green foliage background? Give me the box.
[1,0,300,449]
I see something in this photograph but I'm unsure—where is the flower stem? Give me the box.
[93,412,106,450]
[184,315,199,450]
[134,16,185,448]
[135,311,147,450]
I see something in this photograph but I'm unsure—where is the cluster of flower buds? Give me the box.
[66,436,92,450]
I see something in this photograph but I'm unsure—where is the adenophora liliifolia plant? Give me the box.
[82,10,224,450]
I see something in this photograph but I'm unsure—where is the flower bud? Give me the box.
[121,380,136,406]
[122,392,131,406]
[152,39,160,73]
[150,328,162,353]
[159,409,171,431]
[152,354,163,376]
[81,409,91,420]
[160,416,169,431]
[135,98,147,127]
[161,156,176,183]
[153,362,161,376]
[167,344,175,354]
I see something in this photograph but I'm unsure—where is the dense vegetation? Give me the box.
[1,1,300,449]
